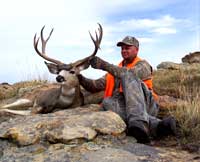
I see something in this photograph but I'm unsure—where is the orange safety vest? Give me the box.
[104,56,158,100]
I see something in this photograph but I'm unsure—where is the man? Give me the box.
[78,36,176,143]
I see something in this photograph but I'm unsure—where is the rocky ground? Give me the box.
[0,105,199,162]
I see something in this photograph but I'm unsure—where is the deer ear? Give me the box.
[44,61,59,74]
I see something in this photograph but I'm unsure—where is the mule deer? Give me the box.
[1,24,103,114]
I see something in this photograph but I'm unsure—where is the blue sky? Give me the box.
[0,0,199,84]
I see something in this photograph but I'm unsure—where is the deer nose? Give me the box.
[56,75,65,82]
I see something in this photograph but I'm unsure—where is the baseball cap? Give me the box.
[117,36,139,48]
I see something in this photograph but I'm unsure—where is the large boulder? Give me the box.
[157,61,181,70]
[182,51,200,63]
[0,105,126,146]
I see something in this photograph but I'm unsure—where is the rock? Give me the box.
[157,61,181,70]
[157,95,179,110]
[0,83,17,100]
[156,95,183,118]
[0,105,126,146]
[46,126,97,144]
[0,140,70,162]
[0,110,21,123]
[0,134,198,162]
[79,148,139,162]
[0,82,10,85]
[182,51,200,63]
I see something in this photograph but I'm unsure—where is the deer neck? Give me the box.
[58,81,83,107]
[71,84,84,107]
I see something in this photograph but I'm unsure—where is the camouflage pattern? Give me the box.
[80,56,161,137]
[78,74,106,93]
[117,36,139,48]
[102,73,160,137]
[90,56,152,81]
[102,93,126,122]
[132,60,153,81]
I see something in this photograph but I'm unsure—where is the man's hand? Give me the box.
[89,56,107,70]
[90,56,125,78]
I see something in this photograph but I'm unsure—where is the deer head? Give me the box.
[33,24,103,84]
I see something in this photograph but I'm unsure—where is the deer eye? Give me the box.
[69,70,75,74]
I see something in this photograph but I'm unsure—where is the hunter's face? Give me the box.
[121,45,138,62]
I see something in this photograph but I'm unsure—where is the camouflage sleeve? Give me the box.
[92,58,152,81]
[130,60,153,80]
[78,74,106,93]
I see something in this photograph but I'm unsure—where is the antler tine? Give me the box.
[89,23,103,57]
[71,23,103,68]
[33,34,41,55]
[33,26,63,65]
[97,23,103,45]
[41,26,54,54]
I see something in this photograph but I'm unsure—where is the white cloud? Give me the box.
[118,15,182,35]
[120,15,177,28]
[0,0,97,18]
[94,0,184,15]
[138,37,155,43]
[151,27,177,34]
[0,0,65,17]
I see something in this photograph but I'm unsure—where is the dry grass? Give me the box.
[153,63,200,98]
[171,91,200,143]
[153,66,200,144]
[153,69,181,97]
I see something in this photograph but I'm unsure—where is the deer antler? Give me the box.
[89,23,103,57]
[33,23,103,70]
[33,26,64,65]
[72,23,103,67]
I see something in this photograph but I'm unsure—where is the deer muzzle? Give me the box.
[56,75,65,82]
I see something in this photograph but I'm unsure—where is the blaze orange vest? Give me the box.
[104,56,158,100]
